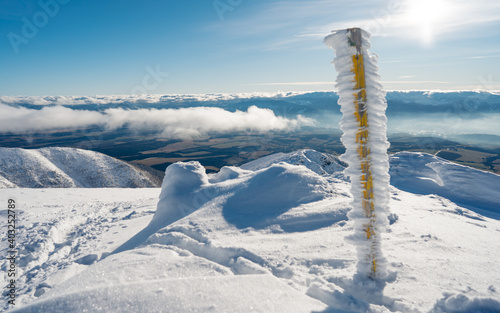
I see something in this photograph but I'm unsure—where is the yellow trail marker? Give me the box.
[350,29,378,276]
[325,28,391,280]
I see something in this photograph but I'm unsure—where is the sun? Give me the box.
[405,0,449,46]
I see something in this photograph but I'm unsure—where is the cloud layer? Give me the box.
[0,92,309,106]
[0,105,314,139]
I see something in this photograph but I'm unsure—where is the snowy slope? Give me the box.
[0,174,17,188]
[247,149,500,216]
[3,150,500,312]
[390,151,500,218]
[0,147,160,188]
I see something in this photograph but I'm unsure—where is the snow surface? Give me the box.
[0,147,160,188]
[2,150,500,312]
[390,151,500,219]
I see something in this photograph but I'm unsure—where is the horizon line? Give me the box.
[1,89,499,99]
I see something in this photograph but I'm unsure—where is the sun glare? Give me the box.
[405,0,449,46]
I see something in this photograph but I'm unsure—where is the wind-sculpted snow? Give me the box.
[0,147,160,188]
[153,159,341,233]
[222,163,335,229]
[430,293,500,313]
[390,151,500,218]
[112,159,343,255]
[5,150,500,313]
[110,161,212,254]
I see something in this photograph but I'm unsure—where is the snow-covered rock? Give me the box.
[0,147,160,188]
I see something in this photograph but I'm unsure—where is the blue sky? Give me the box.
[1,0,500,96]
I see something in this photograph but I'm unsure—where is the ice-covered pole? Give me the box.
[324,28,390,280]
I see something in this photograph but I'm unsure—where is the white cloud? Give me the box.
[0,105,106,133]
[0,104,315,139]
[464,55,500,60]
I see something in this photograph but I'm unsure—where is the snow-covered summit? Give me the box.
[5,149,500,312]
[0,147,161,188]
[241,149,347,175]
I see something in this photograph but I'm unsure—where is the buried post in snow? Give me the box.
[324,28,391,280]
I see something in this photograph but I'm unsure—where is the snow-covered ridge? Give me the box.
[1,90,499,107]
[241,149,346,175]
[0,147,161,188]
[390,151,500,218]
[2,146,499,215]
[252,149,500,215]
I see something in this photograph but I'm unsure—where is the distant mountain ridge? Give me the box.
[2,146,500,216]
[2,91,499,117]
[0,147,161,188]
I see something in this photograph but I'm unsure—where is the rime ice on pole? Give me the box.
[324,28,391,280]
